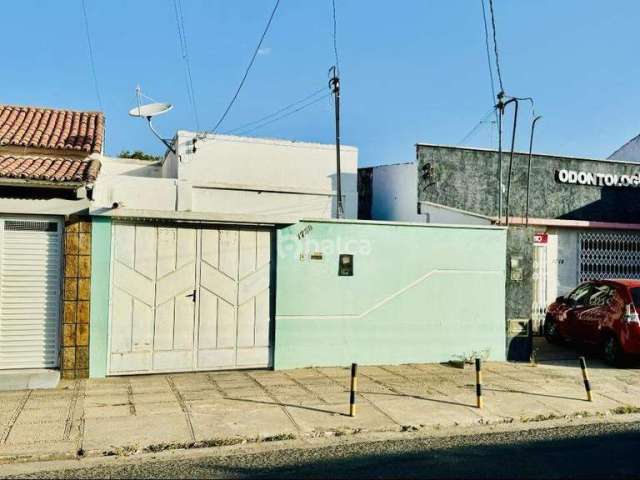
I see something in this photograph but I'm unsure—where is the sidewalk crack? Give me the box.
[64,379,85,441]
[166,376,196,442]
[1,390,32,444]
[282,371,330,404]
[244,372,302,433]
[127,380,137,416]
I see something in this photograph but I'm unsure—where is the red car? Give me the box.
[544,279,640,366]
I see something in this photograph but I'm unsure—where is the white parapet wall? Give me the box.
[94,135,358,224]
[169,132,358,221]
[92,156,178,211]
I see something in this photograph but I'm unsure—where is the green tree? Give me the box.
[118,150,162,162]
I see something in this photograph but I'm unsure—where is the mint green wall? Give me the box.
[274,220,507,369]
[89,216,111,378]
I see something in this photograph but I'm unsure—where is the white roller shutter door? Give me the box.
[0,218,62,369]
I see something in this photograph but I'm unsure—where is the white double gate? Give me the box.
[108,222,273,375]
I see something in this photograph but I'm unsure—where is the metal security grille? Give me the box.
[4,220,58,232]
[578,231,640,282]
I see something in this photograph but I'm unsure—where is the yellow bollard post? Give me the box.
[350,363,358,417]
[579,356,593,402]
[475,358,483,409]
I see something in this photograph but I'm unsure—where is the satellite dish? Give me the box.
[129,102,173,118]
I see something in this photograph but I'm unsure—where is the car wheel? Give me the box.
[544,316,563,345]
[603,335,625,367]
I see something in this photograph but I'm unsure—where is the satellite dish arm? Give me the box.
[146,116,176,155]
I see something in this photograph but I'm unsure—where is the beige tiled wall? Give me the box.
[61,218,92,379]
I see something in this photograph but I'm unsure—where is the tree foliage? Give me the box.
[118,150,162,162]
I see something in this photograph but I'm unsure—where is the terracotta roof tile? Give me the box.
[0,105,104,154]
[0,154,101,184]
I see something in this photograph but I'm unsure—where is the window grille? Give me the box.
[3,220,58,232]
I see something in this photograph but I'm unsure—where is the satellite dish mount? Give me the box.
[129,86,176,154]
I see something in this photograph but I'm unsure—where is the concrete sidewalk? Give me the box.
[1,355,639,464]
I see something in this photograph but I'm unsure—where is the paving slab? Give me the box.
[134,402,183,416]
[190,402,297,440]
[287,401,397,433]
[2,358,640,464]
[82,414,193,452]
[7,421,66,444]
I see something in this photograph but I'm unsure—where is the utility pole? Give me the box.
[525,115,543,227]
[329,66,344,219]
[496,91,505,224]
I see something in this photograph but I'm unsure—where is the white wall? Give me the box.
[191,188,332,221]
[175,132,358,219]
[92,156,176,211]
[546,228,579,300]
[93,136,358,223]
[420,202,492,225]
[369,162,426,222]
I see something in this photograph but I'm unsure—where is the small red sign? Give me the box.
[534,232,548,244]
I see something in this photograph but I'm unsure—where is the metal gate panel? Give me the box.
[578,231,640,282]
[0,218,62,370]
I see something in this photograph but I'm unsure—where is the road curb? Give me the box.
[3,409,640,469]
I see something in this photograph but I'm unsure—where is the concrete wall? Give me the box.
[175,132,358,219]
[191,188,332,220]
[89,216,111,378]
[274,220,507,369]
[419,202,492,225]
[417,144,640,223]
[366,162,426,222]
[92,157,177,211]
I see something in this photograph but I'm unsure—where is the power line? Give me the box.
[457,107,496,145]
[331,0,340,73]
[235,94,330,136]
[173,0,200,131]
[81,0,103,110]
[488,0,504,93]
[224,86,327,134]
[480,0,497,108]
[210,0,281,133]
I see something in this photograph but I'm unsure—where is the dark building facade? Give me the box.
[417,144,640,345]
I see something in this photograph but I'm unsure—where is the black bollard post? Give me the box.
[350,363,358,417]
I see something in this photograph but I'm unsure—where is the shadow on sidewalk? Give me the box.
[360,390,476,408]
[481,387,586,402]
[225,397,351,417]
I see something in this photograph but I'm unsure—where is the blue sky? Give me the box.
[4,1,640,166]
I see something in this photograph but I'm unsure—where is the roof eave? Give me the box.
[0,178,85,189]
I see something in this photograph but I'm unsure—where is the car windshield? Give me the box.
[567,284,592,305]
[630,288,640,308]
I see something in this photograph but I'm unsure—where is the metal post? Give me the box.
[504,98,519,227]
[525,115,542,227]
[497,93,504,224]
[350,363,358,417]
[579,356,593,402]
[330,67,344,219]
[475,358,483,409]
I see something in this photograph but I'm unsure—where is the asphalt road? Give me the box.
[6,422,640,479]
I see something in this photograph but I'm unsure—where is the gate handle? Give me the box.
[185,290,196,302]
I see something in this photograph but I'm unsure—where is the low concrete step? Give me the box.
[0,369,60,391]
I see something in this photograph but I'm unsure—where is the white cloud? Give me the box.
[257,47,272,56]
